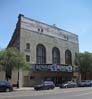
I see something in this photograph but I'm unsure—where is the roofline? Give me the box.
[19,14,78,37]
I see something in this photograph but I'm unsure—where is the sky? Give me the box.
[0,0,92,52]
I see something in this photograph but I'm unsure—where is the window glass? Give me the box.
[26,55,30,62]
[65,50,72,65]
[41,29,43,32]
[52,47,60,64]
[26,43,30,50]
[36,44,46,64]
[38,28,40,32]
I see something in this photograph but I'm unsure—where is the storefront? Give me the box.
[31,64,73,86]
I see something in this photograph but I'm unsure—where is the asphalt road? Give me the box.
[1,87,92,99]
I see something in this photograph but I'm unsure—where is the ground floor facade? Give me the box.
[0,64,74,87]
[29,71,73,86]
[28,64,73,86]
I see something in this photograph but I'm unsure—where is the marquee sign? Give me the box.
[32,64,73,72]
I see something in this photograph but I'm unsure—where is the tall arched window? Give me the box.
[52,47,60,64]
[36,44,46,64]
[65,50,72,65]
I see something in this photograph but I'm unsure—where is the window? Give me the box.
[41,29,43,33]
[26,55,30,62]
[52,47,60,64]
[65,50,72,65]
[38,28,40,32]
[26,43,30,50]
[38,28,43,33]
[36,44,46,64]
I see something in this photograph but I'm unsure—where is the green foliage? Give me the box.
[75,52,92,79]
[0,47,29,80]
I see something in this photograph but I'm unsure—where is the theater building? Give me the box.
[8,14,79,87]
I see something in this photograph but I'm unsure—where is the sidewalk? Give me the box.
[14,87,34,91]
[14,87,59,91]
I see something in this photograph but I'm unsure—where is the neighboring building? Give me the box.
[8,14,79,87]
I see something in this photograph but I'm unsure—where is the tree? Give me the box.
[0,47,29,83]
[75,52,92,80]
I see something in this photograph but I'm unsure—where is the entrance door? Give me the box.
[57,77,62,84]
[51,76,62,86]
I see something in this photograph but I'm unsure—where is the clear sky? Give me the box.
[0,0,92,52]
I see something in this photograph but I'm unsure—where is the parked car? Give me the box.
[34,81,55,90]
[0,81,13,92]
[59,81,78,88]
[78,80,92,87]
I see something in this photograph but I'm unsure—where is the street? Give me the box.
[1,87,92,99]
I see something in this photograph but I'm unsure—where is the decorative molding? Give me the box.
[21,16,78,44]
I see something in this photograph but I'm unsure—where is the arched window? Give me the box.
[65,50,72,65]
[36,44,46,64]
[52,47,60,64]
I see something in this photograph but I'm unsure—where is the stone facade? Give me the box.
[20,15,79,64]
[7,14,79,87]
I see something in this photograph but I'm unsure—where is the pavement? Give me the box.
[14,87,60,91]
[14,87,34,91]
[0,87,86,99]
[1,87,92,99]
